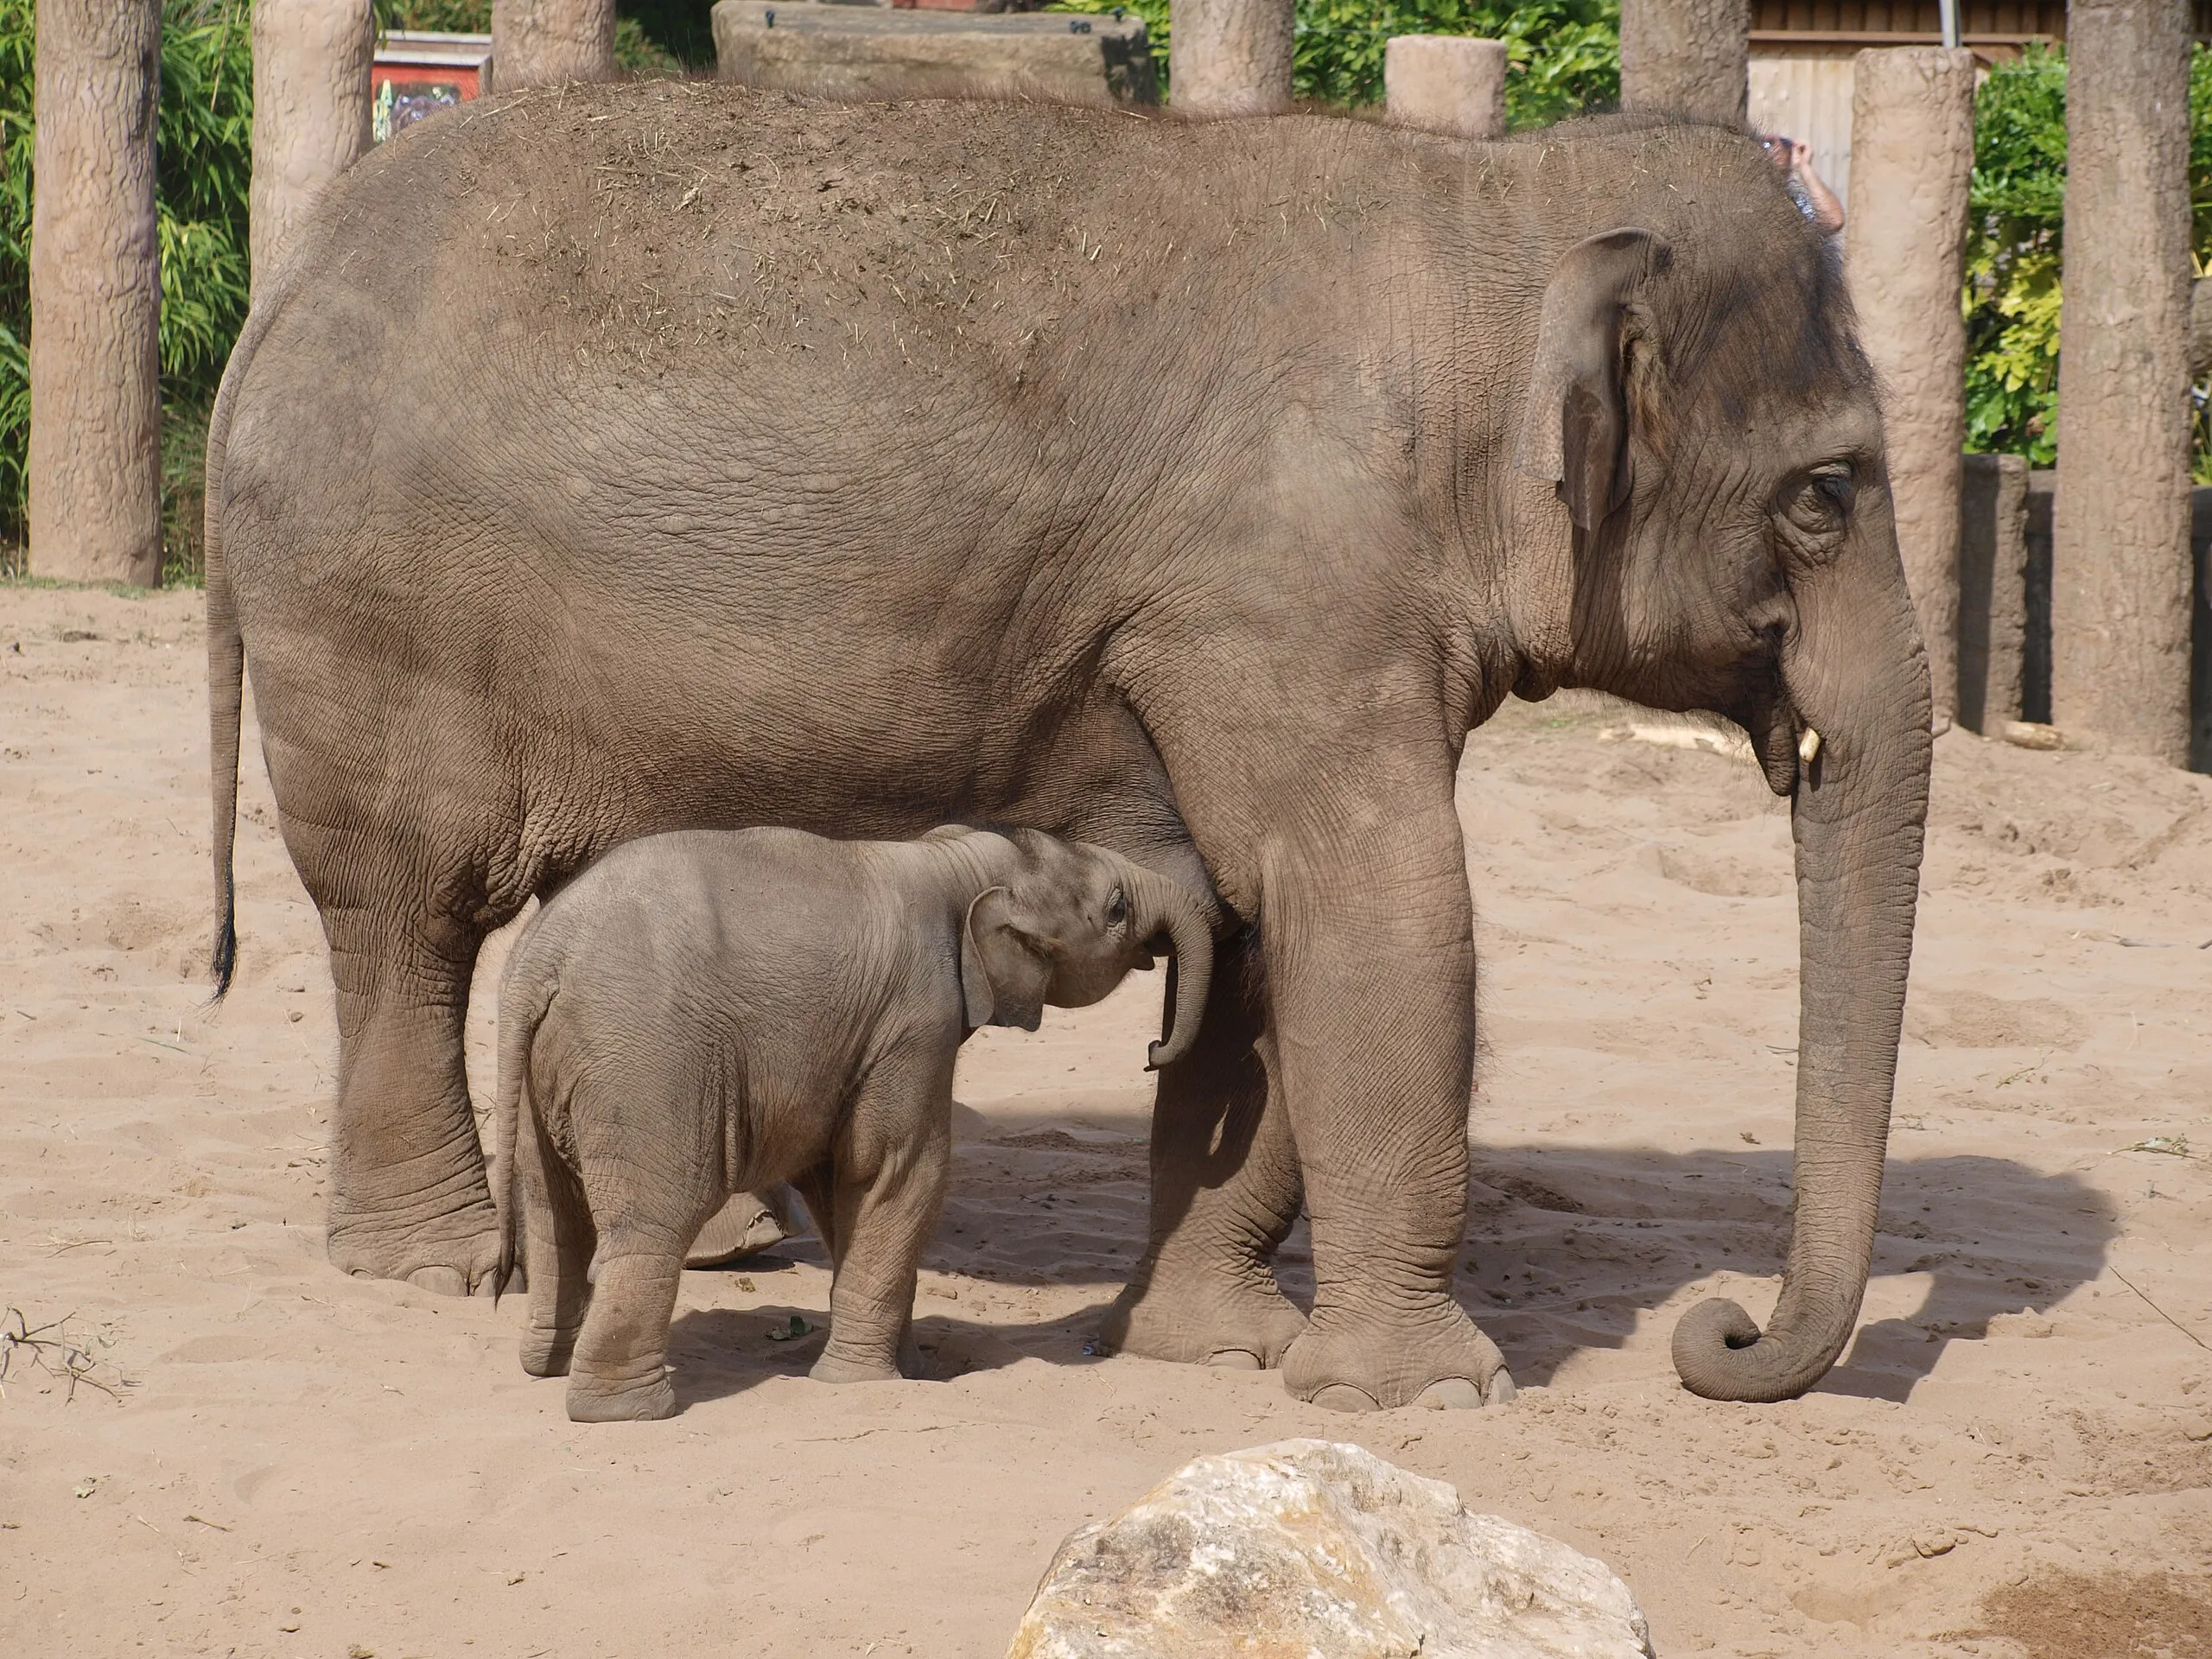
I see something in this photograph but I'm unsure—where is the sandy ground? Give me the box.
[4,582,2212,1659]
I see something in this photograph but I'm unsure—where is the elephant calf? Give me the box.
[493,824,1210,1422]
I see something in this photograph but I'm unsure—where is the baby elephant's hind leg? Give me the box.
[518,1111,594,1379]
[564,1239,688,1422]
[811,1053,954,1385]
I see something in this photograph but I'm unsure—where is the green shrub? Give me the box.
[1964,42,2212,476]
[1293,0,1618,124]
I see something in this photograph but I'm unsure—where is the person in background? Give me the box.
[1760,133,1846,236]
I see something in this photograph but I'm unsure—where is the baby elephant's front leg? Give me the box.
[565,1244,687,1421]
[811,1060,952,1385]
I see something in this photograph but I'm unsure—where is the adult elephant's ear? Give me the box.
[960,887,1051,1033]
[1515,228,1673,538]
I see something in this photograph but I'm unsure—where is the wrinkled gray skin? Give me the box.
[497,824,1211,1422]
[208,84,1929,1409]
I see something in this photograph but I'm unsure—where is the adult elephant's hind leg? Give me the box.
[321,904,502,1294]
[1096,931,1308,1370]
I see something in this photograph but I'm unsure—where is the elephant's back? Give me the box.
[531,828,884,986]
[516,828,902,1092]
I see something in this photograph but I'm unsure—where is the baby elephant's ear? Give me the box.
[961,887,1051,1033]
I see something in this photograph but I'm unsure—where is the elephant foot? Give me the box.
[520,1326,579,1378]
[565,1370,676,1422]
[1094,1261,1306,1370]
[327,1195,504,1297]
[810,1350,905,1384]
[685,1191,791,1268]
[1285,1302,1513,1412]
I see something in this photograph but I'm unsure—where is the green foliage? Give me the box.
[372,1,492,29]
[1964,43,2212,475]
[156,1,254,407]
[1961,46,2067,467]
[1292,0,1618,124]
[614,16,683,76]
[1050,0,1618,125]
[618,1,717,69]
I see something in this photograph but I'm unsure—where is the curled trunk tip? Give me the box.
[1671,1297,1848,1403]
[1135,871,1213,1071]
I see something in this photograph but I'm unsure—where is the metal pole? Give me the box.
[1938,0,1961,49]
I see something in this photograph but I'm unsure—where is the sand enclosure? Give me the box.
[3,584,2210,1656]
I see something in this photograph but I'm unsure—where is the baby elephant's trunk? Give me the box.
[1128,868,1213,1071]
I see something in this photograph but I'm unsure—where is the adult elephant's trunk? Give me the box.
[1128,868,1215,1071]
[1673,514,1934,1402]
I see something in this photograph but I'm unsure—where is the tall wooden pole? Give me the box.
[492,0,617,91]
[1170,0,1294,117]
[1847,48,1976,728]
[28,0,162,586]
[251,1,376,291]
[1619,0,1748,125]
[2050,0,2194,762]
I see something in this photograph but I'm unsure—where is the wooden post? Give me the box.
[28,0,162,587]
[492,0,616,91]
[1384,36,1507,140]
[251,1,375,291]
[2050,0,2194,762]
[1846,47,1975,728]
[1170,0,1293,117]
[1619,0,1747,125]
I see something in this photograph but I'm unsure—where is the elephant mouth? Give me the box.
[1732,684,1805,798]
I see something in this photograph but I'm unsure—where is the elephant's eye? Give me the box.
[1104,888,1128,928]
[1788,466,1853,531]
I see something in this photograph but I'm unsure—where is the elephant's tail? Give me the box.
[203,281,293,1001]
[205,359,246,1000]
[493,950,559,1302]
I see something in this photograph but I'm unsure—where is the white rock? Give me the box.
[1006,1439,1651,1659]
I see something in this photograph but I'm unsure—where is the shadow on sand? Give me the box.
[1452,1143,2117,1402]
[658,1138,2116,1410]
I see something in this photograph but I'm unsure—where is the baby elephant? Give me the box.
[493,824,1211,1422]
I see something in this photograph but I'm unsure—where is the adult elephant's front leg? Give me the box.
[1096,928,1309,1369]
[1268,800,1512,1411]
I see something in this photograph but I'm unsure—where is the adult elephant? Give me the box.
[207,83,1929,1408]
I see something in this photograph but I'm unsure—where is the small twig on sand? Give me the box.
[2109,1268,2212,1353]
[0,1308,126,1402]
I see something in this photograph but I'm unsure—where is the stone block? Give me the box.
[1384,35,1506,139]
[711,0,1157,107]
[1007,1440,1652,1658]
